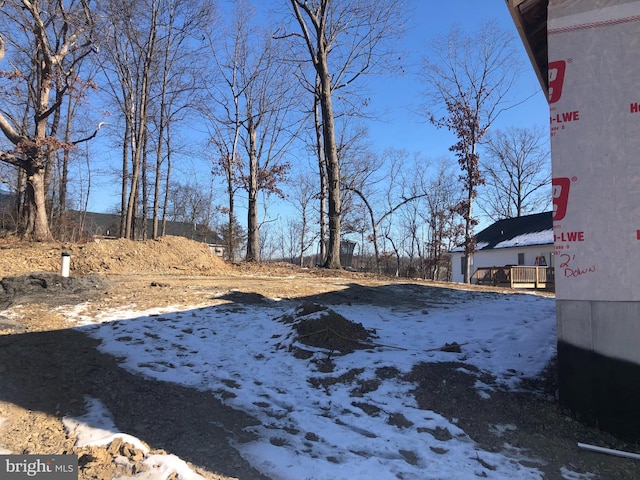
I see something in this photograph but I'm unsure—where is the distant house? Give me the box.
[449,212,553,284]
[73,211,218,243]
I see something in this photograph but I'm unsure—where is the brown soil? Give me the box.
[0,236,638,480]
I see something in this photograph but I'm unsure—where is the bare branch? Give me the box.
[0,112,24,146]
[72,121,106,145]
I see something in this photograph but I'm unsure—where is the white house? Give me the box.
[449,212,553,284]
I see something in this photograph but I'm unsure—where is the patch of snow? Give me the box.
[489,423,518,437]
[560,466,598,479]
[63,397,149,451]
[58,288,562,479]
[493,230,553,249]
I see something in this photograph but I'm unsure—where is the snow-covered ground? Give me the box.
[60,286,564,479]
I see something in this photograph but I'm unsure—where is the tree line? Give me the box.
[0,0,550,280]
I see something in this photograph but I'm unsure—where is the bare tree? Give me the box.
[258,221,279,262]
[97,0,212,240]
[286,0,405,269]
[54,61,98,221]
[311,77,328,263]
[167,181,212,235]
[344,148,428,273]
[210,139,242,260]
[275,217,301,264]
[399,201,421,277]
[239,34,298,262]
[481,126,551,220]
[207,2,299,262]
[421,161,463,281]
[422,21,522,282]
[300,77,367,266]
[288,171,318,266]
[205,10,244,261]
[97,0,158,240]
[150,0,214,239]
[0,0,96,240]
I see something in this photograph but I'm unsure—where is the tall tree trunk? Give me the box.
[120,122,130,238]
[154,141,163,239]
[153,40,171,240]
[153,126,163,239]
[141,133,148,240]
[317,61,341,269]
[125,153,140,239]
[463,178,474,284]
[25,165,52,240]
[16,169,25,231]
[246,118,259,262]
[299,209,307,267]
[161,139,171,237]
[314,87,327,264]
[59,89,74,216]
[30,85,53,241]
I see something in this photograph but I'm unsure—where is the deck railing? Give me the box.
[472,266,554,290]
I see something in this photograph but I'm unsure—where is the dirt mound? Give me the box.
[0,236,232,277]
[287,303,375,354]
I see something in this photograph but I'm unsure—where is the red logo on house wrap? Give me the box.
[552,177,570,221]
[548,60,566,104]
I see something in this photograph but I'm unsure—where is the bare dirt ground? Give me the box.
[0,236,639,480]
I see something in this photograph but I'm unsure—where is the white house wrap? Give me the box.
[547,0,640,440]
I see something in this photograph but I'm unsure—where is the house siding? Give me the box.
[450,245,554,284]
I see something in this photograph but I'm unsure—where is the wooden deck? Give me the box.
[473,266,554,290]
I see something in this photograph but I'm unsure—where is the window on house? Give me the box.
[518,253,525,265]
[461,256,466,275]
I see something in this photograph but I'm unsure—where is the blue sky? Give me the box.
[85,1,550,231]
[364,0,548,158]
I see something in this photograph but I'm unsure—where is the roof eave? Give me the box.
[505,0,549,98]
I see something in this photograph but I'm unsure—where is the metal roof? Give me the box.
[451,211,553,252]
[474,211,553,249]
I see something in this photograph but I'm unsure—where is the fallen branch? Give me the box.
[296,327,329,339]
[578,442,640,461]
[355,337,408,351]
[425,342,468,353]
